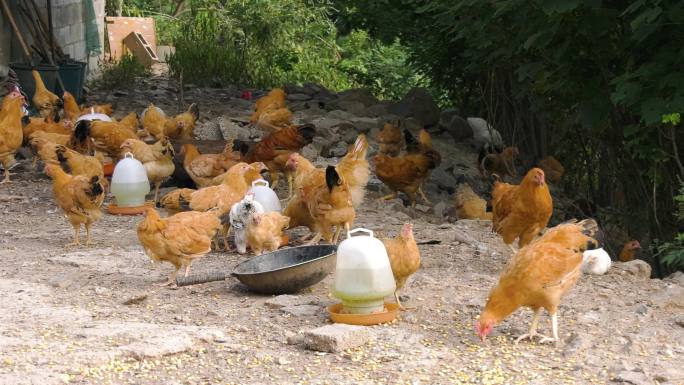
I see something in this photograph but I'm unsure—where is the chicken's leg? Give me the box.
[515,308,552,344]
[153,182,161,203]
[0,168,11,184]
[160,267,179,287]
[508,244,518,254]
[270,170,280,190]
[286,173,294,200]
[67,224,81,246]
[378,192,397,201]
[184,264,191,277]
[394,290,415,311]
[305,232,322,245]
[332,226,342,244]
[220,225,231,251]
[84,223,93,246]
[538,312,561,347]
[418,186,431,205]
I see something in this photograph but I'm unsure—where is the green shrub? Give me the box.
[337,29,427,100]
[166,1,350,90]
[92,54,149,89]
[655,182,684,269]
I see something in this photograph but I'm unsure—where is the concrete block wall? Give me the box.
[0,0,105,76]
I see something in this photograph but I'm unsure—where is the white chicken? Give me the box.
[229,194,264,254]
[581,248,612,275]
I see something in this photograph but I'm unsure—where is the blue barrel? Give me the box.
[56,61,86,102]
[9,62,58,101]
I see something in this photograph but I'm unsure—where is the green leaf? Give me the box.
[640,98,667,125]
[630,6,663,31]
[541,0,580,14]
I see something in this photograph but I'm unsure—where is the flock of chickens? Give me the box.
[0,73,642,346]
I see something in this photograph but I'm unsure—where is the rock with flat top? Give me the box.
[666,271,684,286]
[281,305,321,317]
[303,324,372,353]
[617,260,652,279]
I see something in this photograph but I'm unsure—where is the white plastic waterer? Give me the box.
[247,179,281,212]
[76,108,112,123]
[110,153,150,207]
[332,228,396,314]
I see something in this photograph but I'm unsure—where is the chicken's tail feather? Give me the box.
[232,139,251,156]
[297,123,316,143]
[577,218,599,238]
[424,149,441,169]
[325,165,341,192]
[404,129,420,153]
[188,103,199,120]
[88,176,104,198]
[178,195,192,211]
[74,120,91,144]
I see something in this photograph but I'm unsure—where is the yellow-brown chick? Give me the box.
[137,207,227,286]
[336,134,370,208]
[376,121,403,156]
[382,223,420,310]
[120,137,176,203]
[300,166,355,244]
[159,188,196,215]
[454,180,492,220]
[246,212,290,255]
[0,93,25,183]
[31,70,63,118]
[164,103,199,139]
[44,164,105,246]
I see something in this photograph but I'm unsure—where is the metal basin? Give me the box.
[232,245,337,294]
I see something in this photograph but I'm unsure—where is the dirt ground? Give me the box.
[1,80,683,385]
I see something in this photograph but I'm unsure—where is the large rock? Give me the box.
[431,168,458,194]
[121,335,194,360]
[303,83,336,101]
[326,109,357,121]
[446,115,473,142]
[617,260,652,279]
[402,117,424,131]
[349,117,378,134]
[336,122,360,144]
[468,117,503,147]
[652,285,684,309]
[264,294,315,309]
[439,109,459,129]
[389,87,440,127]
[193,120,223,140]
[302,324,371,353]
[365,102,392,117]
[280,305,321,317]
[312,117,346,132]
[336,88,378,107]
[286,93,312,102]
[300,143,320,159]
[218,117,253,141]
[322,142,348,158]
[336,100,366,116]
[666,271,684,287]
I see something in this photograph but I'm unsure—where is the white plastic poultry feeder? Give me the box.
[108,153,150,214]
[247,179,281,212]
[332,228,396,314]
[76,108,112,123]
